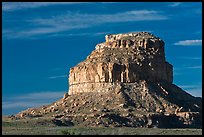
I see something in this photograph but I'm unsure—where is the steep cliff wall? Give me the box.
[68,32,173,95]
[14,32,202,129]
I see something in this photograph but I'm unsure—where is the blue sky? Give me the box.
[2,2,202,115]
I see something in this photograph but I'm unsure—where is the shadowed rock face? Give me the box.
[68,32,173,95]
[14,32,202,128]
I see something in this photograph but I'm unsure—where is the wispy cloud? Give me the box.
[173,72,183,76]
[2,2,89,11]
[174,40,202,46]
[168,2,182,7]
[176,57,202,60]
[194,8,202,14]
[48,75,67,79]
[47,31,112,38]
[174,65,202,70]
[185,66,202,69]
[186,88,202,97]
[15,91,65,100]
[3,91,65,109]
[3,10,168,39]
[194,31,202,35]
[173,65,202,79]
[3,101,51,109]
[179,84,202,97]
[30,10,168,26]
[179,85,200,89]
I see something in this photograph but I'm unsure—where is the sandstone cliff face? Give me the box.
[13,32,202,128]
[68,32,173,95]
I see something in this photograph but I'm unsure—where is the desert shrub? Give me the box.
[60,129,81,135]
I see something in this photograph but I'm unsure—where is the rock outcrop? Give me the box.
[69,32,173,95]
[14,32,202,128]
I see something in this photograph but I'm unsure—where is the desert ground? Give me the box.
[2,116,202,135]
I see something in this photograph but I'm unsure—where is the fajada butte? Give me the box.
[14,32,202,128]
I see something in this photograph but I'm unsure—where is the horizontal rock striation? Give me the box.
[68,32,173,95]
[13,32,202,128]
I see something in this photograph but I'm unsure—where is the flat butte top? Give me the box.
[105,31,161,42]
[74,32,165,68]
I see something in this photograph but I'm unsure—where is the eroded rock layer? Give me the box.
[12,32,202,128]
[15,80,202,128]
[68,32,173,95]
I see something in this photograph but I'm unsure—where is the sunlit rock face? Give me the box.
[68,32,173,95]
[14,32,202,128]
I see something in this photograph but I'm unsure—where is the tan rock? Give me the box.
[63,93,69,99]
[68,32,173,95]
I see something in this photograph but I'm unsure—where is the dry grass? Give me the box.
[2,120,202,135]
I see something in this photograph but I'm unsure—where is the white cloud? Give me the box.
[173,72,183,76]
[168,2,182,7]
[47,32,112,38]
[2,2,89,11]
[176,57,201,60]
[174,65,202,70]
[185,66,202,69]
[3,10,168,39]
[48,75,67,79]
[185,88,202,97]
[178,84,202,97]
[179,85,200,89]
[2,101,51,109]
[3,91,66,109]
[174,40,202,46]
[15,91,65,100]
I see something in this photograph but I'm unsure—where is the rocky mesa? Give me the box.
[14,32,202,128]
[69,32,173,95]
